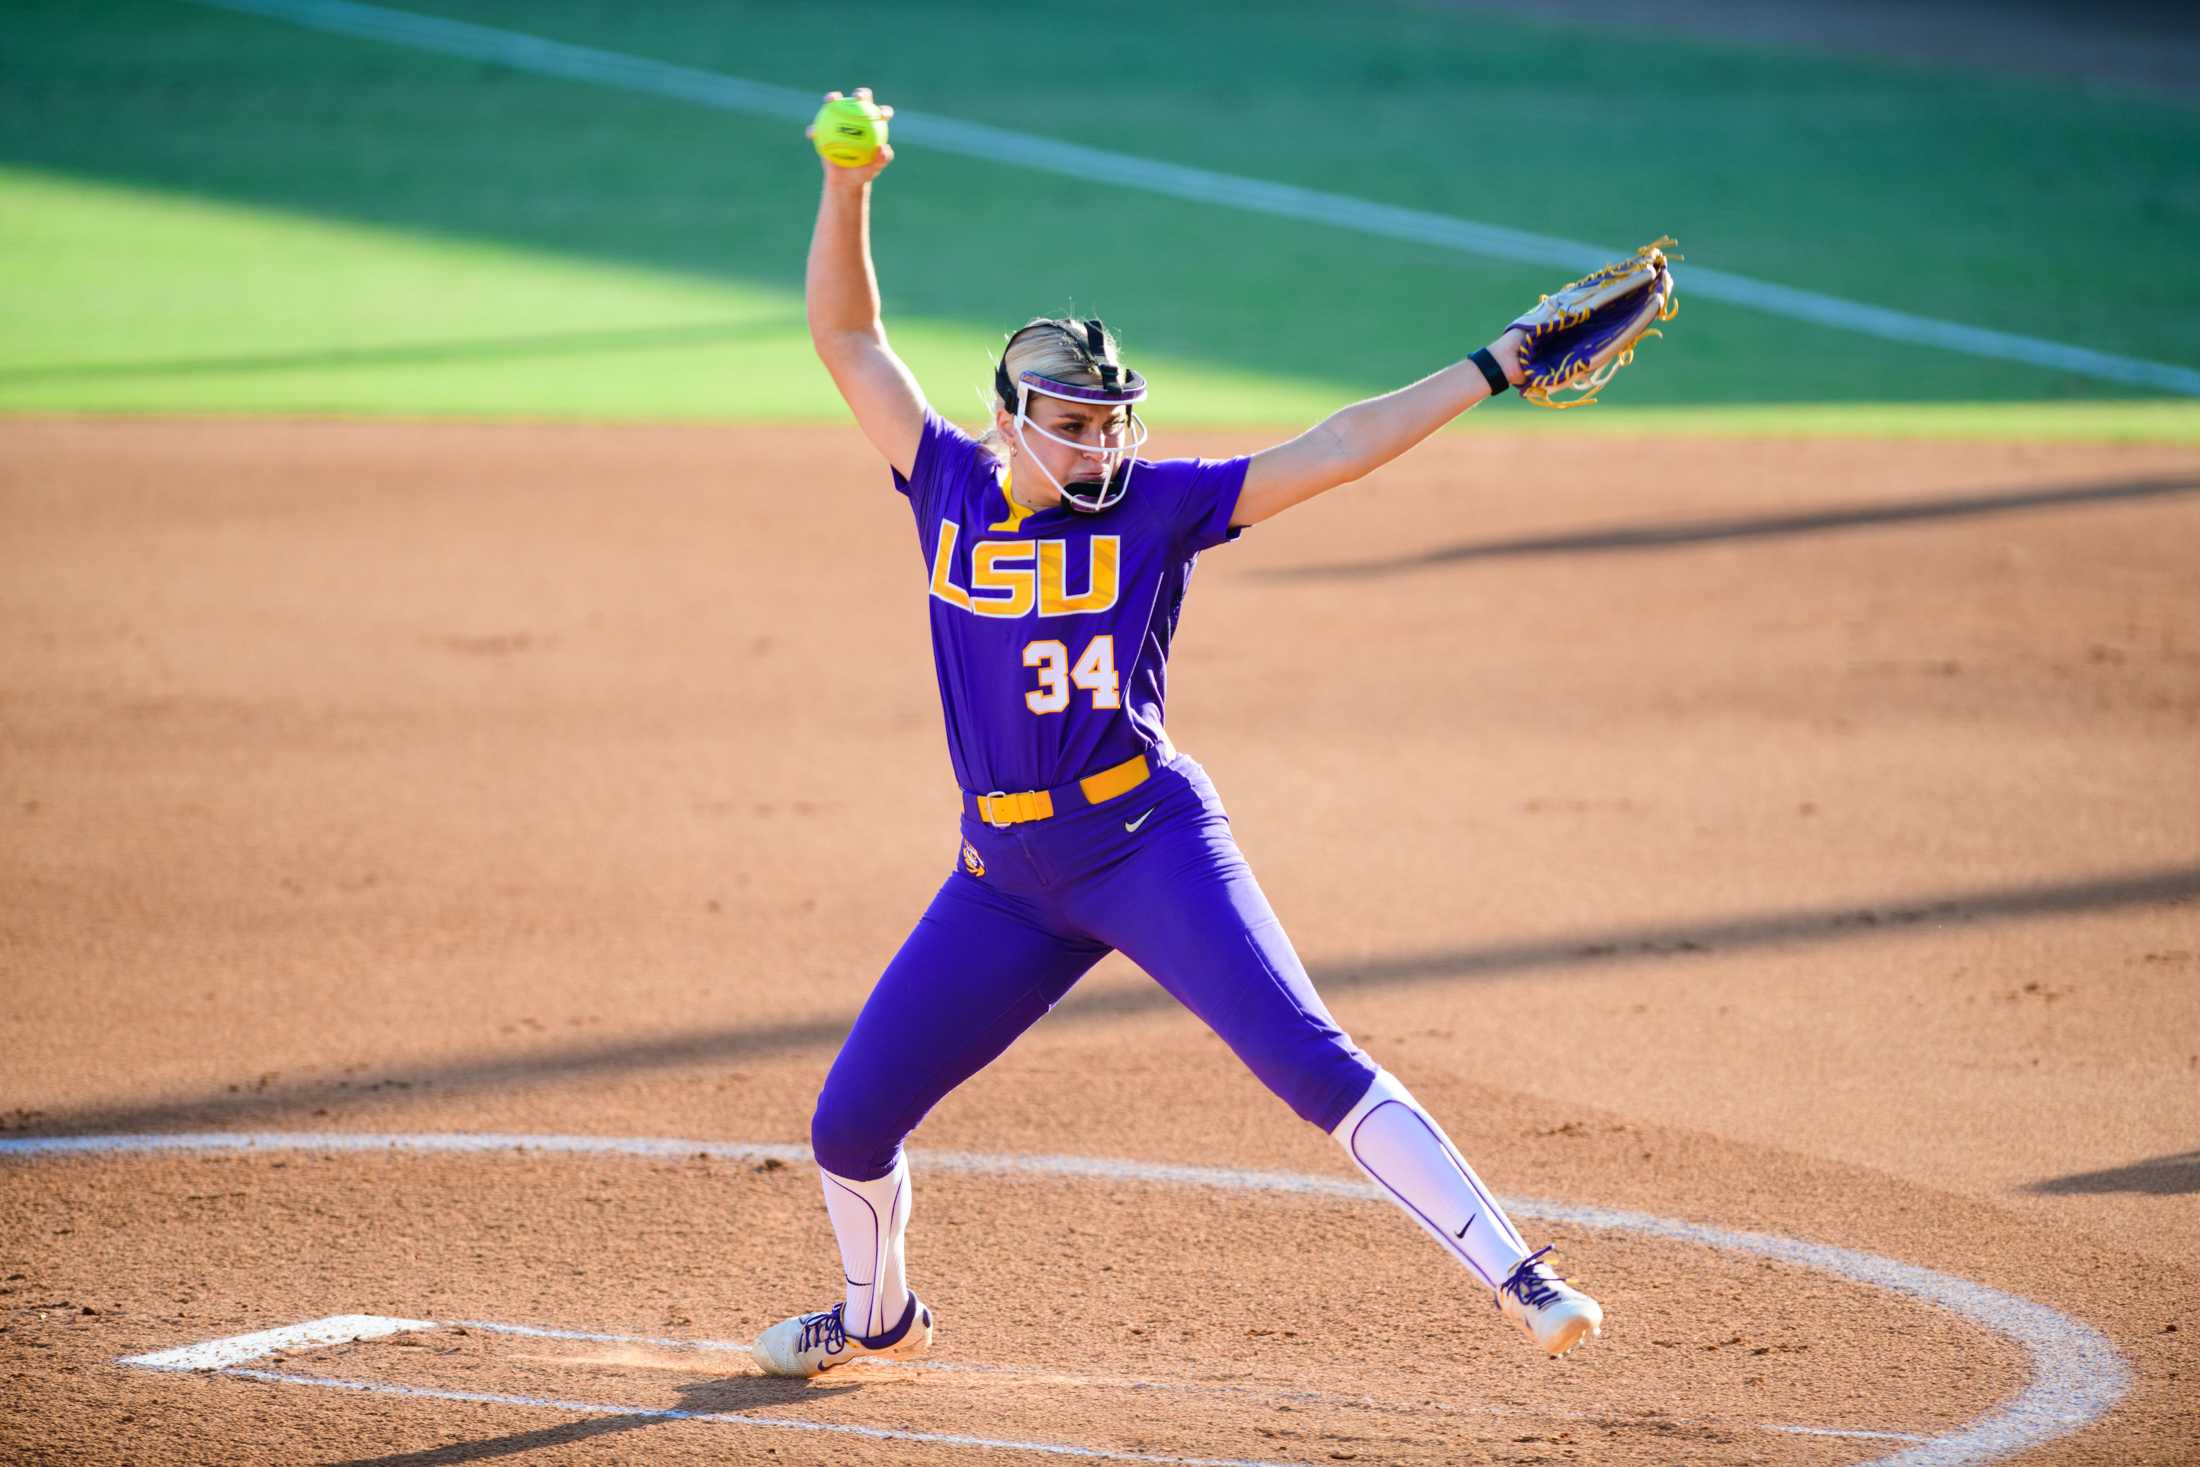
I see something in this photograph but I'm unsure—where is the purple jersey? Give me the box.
[892,410,1248,795]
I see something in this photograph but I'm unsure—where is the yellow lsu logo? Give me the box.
[960,838,986,878]
[929,520,1120,619]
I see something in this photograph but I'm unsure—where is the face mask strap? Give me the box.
[1083,320,1122,391]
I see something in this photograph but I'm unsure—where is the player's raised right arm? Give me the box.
[806,89,926,480]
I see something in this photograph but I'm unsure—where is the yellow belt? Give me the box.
[970,751,1153,827]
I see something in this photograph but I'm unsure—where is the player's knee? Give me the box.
[809,1086,904,1181]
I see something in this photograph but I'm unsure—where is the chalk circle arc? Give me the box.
[3,1131,2128,1466]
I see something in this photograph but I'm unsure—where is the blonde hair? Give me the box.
[975,317,1126,460]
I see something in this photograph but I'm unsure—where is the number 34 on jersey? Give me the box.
[1023,636,1119,714]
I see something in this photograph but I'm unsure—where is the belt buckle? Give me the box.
[982,790,1013,830]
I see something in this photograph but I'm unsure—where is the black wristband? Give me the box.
[1469,346,1510,397]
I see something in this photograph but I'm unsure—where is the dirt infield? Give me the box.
[3,420,2197,1464]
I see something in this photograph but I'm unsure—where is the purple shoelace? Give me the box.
[1499,1245,1564,1310]
[796,1304,848,1354]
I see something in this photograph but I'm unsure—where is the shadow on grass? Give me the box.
[1262,473,2200,579]
[0,317,801,385]
[2027,1150,2200,1197]
[322,1373,851,1466]
[16,864,2197,1138]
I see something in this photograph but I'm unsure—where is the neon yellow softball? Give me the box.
[812,96,887,168]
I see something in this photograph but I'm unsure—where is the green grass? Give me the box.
[3,0,2198,433]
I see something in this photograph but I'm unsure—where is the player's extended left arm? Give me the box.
[1231,329,1525,529]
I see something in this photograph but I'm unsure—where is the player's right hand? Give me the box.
[808,88,896,188]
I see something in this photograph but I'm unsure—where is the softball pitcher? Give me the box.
[755,88,1624,1378]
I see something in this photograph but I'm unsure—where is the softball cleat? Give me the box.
[752,1293,932,1378]
[1496,1247,1603,1358]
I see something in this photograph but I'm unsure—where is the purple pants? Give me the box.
[810,756,1378,1181]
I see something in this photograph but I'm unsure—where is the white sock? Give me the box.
[1331,1069,1531,1293]
[819,1157,911,1342]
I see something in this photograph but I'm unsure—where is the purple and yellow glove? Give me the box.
[1509,238,1679,409]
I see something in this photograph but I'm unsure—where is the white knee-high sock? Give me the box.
[819,1157,911,1342]
[1332,1069,1530,1293]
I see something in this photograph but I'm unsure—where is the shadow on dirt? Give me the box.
[1261,473,2200,580]
[2027,1150,2200,1196]
[19,864,2197,1139]
[323,1374,849,1466]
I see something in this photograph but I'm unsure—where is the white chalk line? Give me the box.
[9,1131,2126,1464]
[120,1313,434,1371]
[185,0,2200,396]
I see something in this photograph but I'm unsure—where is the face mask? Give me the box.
[994,320,1151,514]
[1011,387,1150,513]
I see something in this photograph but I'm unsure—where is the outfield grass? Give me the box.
[4,0,2197,433]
